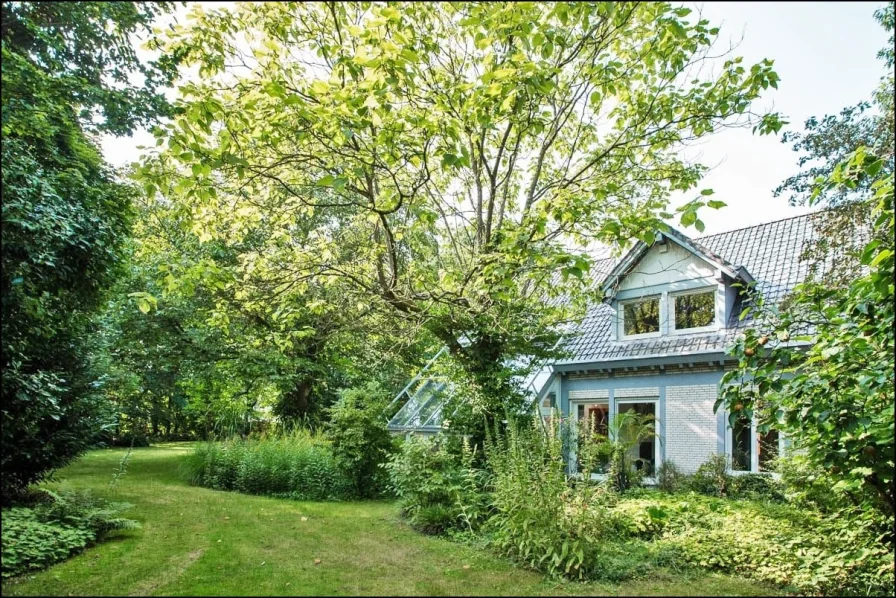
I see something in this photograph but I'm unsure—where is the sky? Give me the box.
[100,1,891,237]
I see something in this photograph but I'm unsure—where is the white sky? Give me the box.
[101,1,891,236]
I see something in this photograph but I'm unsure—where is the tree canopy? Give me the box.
[1,1,179,498]
[136,2,783,429]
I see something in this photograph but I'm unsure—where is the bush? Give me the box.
[686,453,731,497]
[2,489,139,578]
[656,461,685,493]
[326,382,396,498]
[393,418,893,594]
[386,434,488,535]
[485,417,627,579]
[183,430,353,501]
[774,454,847,512]
[728,473,785,502]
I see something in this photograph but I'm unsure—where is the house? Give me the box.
[388,212,822,477]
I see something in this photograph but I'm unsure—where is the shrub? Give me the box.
[485,417,626,579]
[686,453,731,497]
[655,461,685,493]
[183,430,352,501]
[728,473,785,502]
[774,454,848,512]
[326,382,397,498]
[385,434,487,535]
[2,489,139,578]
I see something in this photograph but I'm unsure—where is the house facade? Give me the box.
[389,212,819,476]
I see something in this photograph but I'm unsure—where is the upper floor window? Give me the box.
[672,289,715,331]
[623,297,660,336]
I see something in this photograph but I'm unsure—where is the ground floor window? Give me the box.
[729,414,781,473]
[617,401,657,477]
[572,399,658,478]
[575,401,611,474]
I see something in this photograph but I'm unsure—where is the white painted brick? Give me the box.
[615,387,659,398]
[569,389,610,399]
[664,384,719,474]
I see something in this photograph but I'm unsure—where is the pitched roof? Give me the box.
[558,212,821,366]
[601,226,753,297]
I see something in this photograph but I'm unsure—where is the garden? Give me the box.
[2,1,894,596]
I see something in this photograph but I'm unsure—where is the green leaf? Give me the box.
[864,159,884,177]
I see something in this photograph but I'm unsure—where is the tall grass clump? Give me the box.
[183,429,352,501]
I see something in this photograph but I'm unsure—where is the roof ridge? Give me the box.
[696,209,818,241]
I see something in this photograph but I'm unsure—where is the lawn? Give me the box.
[1,444,779,596]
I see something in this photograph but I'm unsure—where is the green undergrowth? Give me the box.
[388,424,895,596]
[2,489,139,578]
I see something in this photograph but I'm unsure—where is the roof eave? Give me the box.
[551,350,732,372]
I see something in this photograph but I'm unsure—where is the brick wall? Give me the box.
[615,387,659,398]
[664,384,719,473]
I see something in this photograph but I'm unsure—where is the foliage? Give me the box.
[655,461,685,494]
[720,147,895,515]
[386,434,488,535]
[1,444,778,597]
[97,186,433,439]
[485,417,626,579]
[183,431,353,501]
[728,473,785,502]
[1,1,178,498]
[326,382,397,498]
[621,494,894,596]
[1,489,139,578]
[773,454,846,513]
[1,1,180,135]
[604,410,657,492]
[138,1,782,426]
[686,453,732,497]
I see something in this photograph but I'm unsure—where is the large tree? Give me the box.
[1,1,178,498]
[774,2,894,286]
[719,148,894,516]
[101,193,433,435]
[138,2,782,427]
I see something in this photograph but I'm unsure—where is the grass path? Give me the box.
[2,444,778,596]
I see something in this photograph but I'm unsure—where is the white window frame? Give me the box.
[570,397,662,484]
[619,295,662,340]
[615,397,661,485]
[669,287,718,335]
[725,416,786,475]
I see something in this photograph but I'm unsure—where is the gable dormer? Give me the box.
[601,229,753,341]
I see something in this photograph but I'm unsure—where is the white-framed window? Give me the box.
[570,398,661,481]
[615,398,660,478]
[620,295,661,338]
[726,414,783,473]
[670,287,717,333]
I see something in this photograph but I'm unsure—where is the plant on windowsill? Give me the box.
[576,410,658,493]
